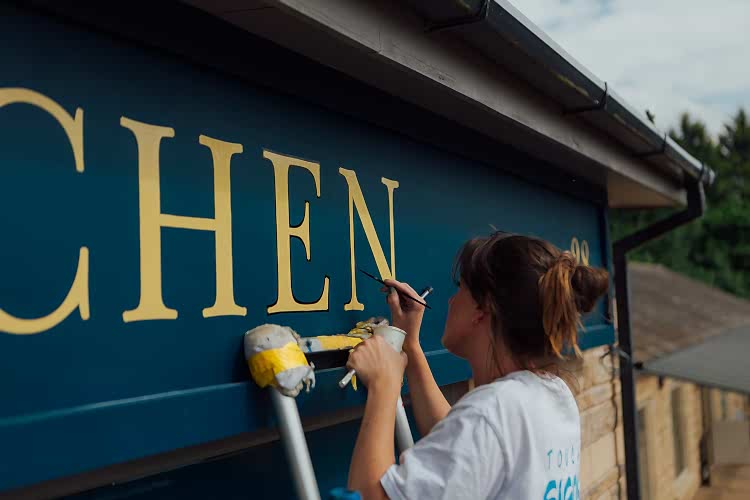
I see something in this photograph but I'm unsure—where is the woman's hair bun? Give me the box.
[539,251,609,359]
[571,265,610,313]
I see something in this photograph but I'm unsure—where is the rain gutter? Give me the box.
[403,0,716,190]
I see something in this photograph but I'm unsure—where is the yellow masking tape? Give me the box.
[315,335,363,350]
[247,341,309,388]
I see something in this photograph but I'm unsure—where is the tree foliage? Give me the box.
[610,109,750,297]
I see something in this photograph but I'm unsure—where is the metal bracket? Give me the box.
[564,82,608,115]
[697,162,708,184]
[426,0,489,33]
[603,345,643,370]
[635,132,668,158]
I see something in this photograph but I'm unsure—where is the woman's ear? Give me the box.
[472,304,487,325]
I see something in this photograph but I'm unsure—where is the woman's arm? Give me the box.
[347,383,399,499]
[346,336,406,499]
[403,342,451,435]
[384,280,451,435]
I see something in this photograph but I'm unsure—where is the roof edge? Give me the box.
[406,0,716,189]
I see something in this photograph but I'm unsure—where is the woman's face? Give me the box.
[442,282,482,357]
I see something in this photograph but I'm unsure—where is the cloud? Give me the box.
[509,0,750,135]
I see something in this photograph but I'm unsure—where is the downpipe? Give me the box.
[613,174,706,499]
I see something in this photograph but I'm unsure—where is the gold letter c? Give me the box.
[0,88,90,335]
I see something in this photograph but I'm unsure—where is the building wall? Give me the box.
[708,388,748,423]
[573,349,706,500]
[565,345,625,499]
[634,377,704,500]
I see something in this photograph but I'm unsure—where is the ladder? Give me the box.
[245,324,415,500]
[270,386,414,500]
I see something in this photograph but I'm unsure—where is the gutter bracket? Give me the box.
[635,133,668,158]
[425,0,489,33]
[405,0,715,185]
[697,162,709,184]
[564,82,608,115]
[613,175,705,500]
[603,345,644,370]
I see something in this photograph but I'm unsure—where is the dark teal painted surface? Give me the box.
[70,419,368,500]
[0,6,613,495]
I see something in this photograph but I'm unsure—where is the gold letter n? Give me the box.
[338,168,399,311]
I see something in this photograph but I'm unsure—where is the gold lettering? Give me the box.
[338,168,399,311]
[0,88,89,335]
[265,150,329,314]
[121,117,245,322]
[570,237,590,266]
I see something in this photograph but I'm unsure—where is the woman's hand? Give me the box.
[346,336,407,394]
[383,279,426,351]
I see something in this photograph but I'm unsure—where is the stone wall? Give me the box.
[571,344,707,500]
[707,388,748,422]
[567,345,625,499]
[635,376,703,500]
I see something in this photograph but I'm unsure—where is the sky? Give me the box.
[509,0,750,136]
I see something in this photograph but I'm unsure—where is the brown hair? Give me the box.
[453,232,609,371]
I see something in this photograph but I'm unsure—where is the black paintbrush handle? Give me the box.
[359,269,432,310]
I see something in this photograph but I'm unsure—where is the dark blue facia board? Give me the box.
[0,6,613,494]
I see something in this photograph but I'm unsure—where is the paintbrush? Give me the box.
[359,269,432,309]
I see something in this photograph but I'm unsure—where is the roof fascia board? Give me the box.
[184,0,688,207]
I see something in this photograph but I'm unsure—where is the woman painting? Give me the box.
[346,232,609,499]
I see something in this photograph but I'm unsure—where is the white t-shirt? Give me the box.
[381,370,581,500]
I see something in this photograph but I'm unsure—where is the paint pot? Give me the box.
[373,325,407,353]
